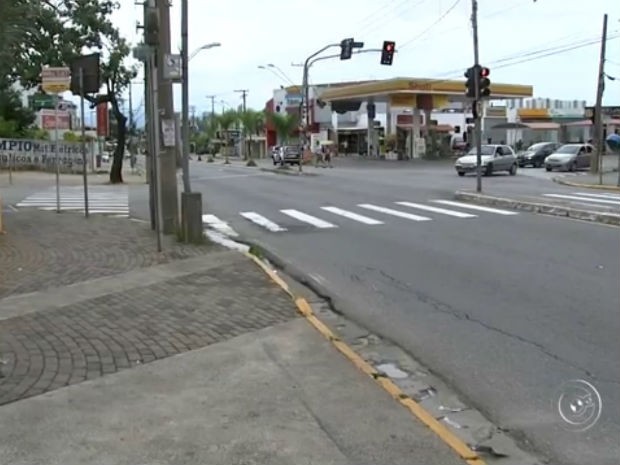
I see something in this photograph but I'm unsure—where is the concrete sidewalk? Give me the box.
[0,210,467,465]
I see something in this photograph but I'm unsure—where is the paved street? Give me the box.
[180,159,620,465]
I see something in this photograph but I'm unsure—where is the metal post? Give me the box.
[150,52,164,252]
[471,0,483,193]
[54,95,61,212]
[592,14,607,183]
[79,68,89,217]
[180,0,191,194]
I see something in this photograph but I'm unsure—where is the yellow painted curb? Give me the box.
[555,178,620,192]
[249,253,486,465]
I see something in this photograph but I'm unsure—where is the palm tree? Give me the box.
[239,109,265,165]
[268,112,298,145]
[216,109,238,164]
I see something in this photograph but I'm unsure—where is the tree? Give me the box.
[239,109,264,164]
[268,112,298,145]
[216,109,239,164]
[6,1,136,184]
[0,84,35,137]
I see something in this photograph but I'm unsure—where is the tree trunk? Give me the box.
[109,104,127,184]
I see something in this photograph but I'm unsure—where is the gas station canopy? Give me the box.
[318,77,533,108]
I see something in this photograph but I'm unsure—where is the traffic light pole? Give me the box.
[301,43,340,171]
[471,0,483,193]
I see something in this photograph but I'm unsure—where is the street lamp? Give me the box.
[189,42,221,61]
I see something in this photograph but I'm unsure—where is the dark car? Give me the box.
[277,145,302,166]
[517,142,561,168]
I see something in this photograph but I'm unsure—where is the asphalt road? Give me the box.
[170,159,619,465]
[8,160,617,464]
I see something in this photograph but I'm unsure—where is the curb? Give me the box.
[454,191,620,226]
[259,167,319,177]
[246,249,486,465]
[552,176,620,192]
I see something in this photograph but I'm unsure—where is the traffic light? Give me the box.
[464,66,476,98]
[380,41,395,65]
[340,38,354,60]
[479,67,491,97]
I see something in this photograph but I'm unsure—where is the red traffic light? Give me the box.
[383,41,395,52]
[480,67,490,77]
[386,44,394,52]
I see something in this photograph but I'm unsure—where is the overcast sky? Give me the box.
[110,0,618,122]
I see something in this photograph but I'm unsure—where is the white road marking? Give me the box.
[357,204,431,221]
[543,194,620,205]
[432,200,519,215]
[572,192,620,200]
[320,206,384,225]
[15,187,129,216]
[395,201,477,218]
[280,209,337,229]
[201,214,239,237]
[240,211,287,232]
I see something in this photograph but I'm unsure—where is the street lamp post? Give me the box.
[180,0,221,243]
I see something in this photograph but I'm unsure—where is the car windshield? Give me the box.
[467,145,495,156]
[284,146,299,154]
[526,143,548,152]
[555,145,580,154]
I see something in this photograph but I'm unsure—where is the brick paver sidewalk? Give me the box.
[0,210,298,405]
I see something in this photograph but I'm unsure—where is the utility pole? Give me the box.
[206,95,216,117]
[591,13,607,182]
[180,0,191,194]
[128,83,134,132]
[156,0,179,234]
[471,0,483,193]
[235,89,248,160]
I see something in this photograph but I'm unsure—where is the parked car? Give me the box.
[454,144,518,176]
[544,144,593,172]
[517,142,561,168]
[274,145,302,166]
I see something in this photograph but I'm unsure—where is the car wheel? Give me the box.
[545,166,552,172]
[484,164,493,176]
[457,171,465,177]
[509,164,517,176]
[569,161,577,172]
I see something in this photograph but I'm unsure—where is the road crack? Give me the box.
[365,268,619,385]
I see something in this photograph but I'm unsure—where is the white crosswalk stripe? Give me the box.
[572,192,620,200]
[431,200,519,215]
[395,201,477,218]
[280,209,338,228]
[543,193,620,205]
[16,186,129,216]
[202,214,239,237]
[320,206,384,225]
[240,211,287,232]
[357,204,431,221]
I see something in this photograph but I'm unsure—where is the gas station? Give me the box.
[317,77,534,159]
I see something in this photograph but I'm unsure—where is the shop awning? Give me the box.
[524,122,561,130]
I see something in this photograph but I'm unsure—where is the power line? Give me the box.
[359,0,430,39]
[397,0,462,51]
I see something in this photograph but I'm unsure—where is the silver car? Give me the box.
[544,144,593,172]
[455,144,518,176]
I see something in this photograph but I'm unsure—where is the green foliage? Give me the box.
[0,83,35,137]
[3,0,137,183]
[239,109,264,136]
[267,112,298,144]
[217,109,239,132]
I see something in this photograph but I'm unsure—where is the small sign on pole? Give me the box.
[161,119,176,147]
[40,67,71,93]
[163,54,182,82]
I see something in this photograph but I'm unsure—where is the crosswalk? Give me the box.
[542,191,620,209]
[203,199,520,238]
[16,186,129,217]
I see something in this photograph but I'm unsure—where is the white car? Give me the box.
[455,144,518,177]
[271,146,281,165]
